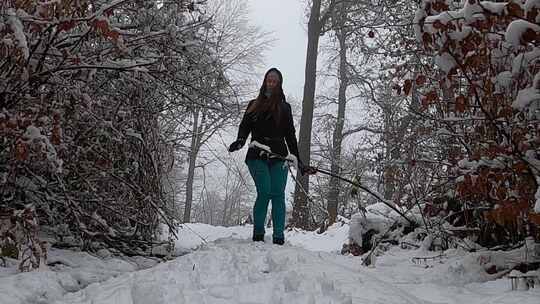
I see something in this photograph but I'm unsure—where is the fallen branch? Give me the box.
[411,253,445,264]
[315,167,416,226]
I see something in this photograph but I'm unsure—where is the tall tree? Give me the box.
[184,107,202,223]
[326,1,349,225]
[292,0,336,229]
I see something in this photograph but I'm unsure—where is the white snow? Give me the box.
[348,202,411,248]
[424,11,462,34]
[463,1,483,23]
[422,1,505,38]
[55,240,428,304]
[509,269,526,277]
[513,87,540,110]
[1,223,540,304]
[7,9,29,60]
[435,52,457,73]
[21,125,64,173]
[525,0,540,9]
[23,125,43,141]
[448,25,472,42]
[480,1,507,15]
[0,249,147,304]
[505,20,540,47]
[172,223,253,252]
[171,222,348,254]
[512,72,540,114]
[413,7,427,43]
[512,48,540,76]
[494,71,513,93]
[535,176,540,213]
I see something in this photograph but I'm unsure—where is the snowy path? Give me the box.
[2,223,539,304]
[53,239,434,304]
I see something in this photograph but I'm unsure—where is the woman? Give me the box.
[228,68,316,245]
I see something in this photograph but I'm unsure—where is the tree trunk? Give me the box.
[292,0,324,230]
[328,9,348,225]
[183,108,201,223]
[383,105,398,200]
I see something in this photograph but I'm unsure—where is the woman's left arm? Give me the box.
[284,103,316,175]
[284,103,301,162]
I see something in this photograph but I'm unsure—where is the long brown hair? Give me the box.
[247,68,286,124]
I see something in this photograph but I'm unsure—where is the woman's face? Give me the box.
[265,72,280,90]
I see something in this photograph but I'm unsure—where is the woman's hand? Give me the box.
[299,162,317,175]
[228,139,245,152]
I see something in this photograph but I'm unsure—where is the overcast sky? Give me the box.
[246,0,307,102]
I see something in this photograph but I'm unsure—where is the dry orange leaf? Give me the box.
[455,95,467,112]
[404,79,412,96]
[416,74,427,86]
[529,212,540,225]
[15,140,29,161]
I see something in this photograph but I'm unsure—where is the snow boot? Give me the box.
[252,234,265,242]
[272,237,284,245]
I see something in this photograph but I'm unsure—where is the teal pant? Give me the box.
[246,159,288,240]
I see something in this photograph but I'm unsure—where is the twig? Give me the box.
[179,224,208,244]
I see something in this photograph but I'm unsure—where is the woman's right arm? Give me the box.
[236,99,255,142]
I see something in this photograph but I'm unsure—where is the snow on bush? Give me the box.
[0,0,219,257]
[505,19,540,47]
[440,244,539,285]
[0,248,148,304]
[348,203,414,248]
[414,0,540,239]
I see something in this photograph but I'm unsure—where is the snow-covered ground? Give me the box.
[1,223,539,304]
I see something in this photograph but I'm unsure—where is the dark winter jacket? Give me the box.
[236,98,302,164]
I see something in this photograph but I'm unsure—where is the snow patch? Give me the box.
[0,248,143,304]
[494,71,513,93]
[512,48,540,76]
[52,240,431,304]
[463,1,483,23]
[435,52,457,73]
[480,1,507,15]
[535,176,540,213]
[505,20,540,47]
[512,72,540,116]
[513,87,540,110]
[169,222,349,254]
[23,125,43,141]
[7,9,29,60]
[525,0,540,10]
[22,125,64,173]
[2,223,540,304]
[413,7,427,43]
[348,203,411,247]
[448,25,472,42]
